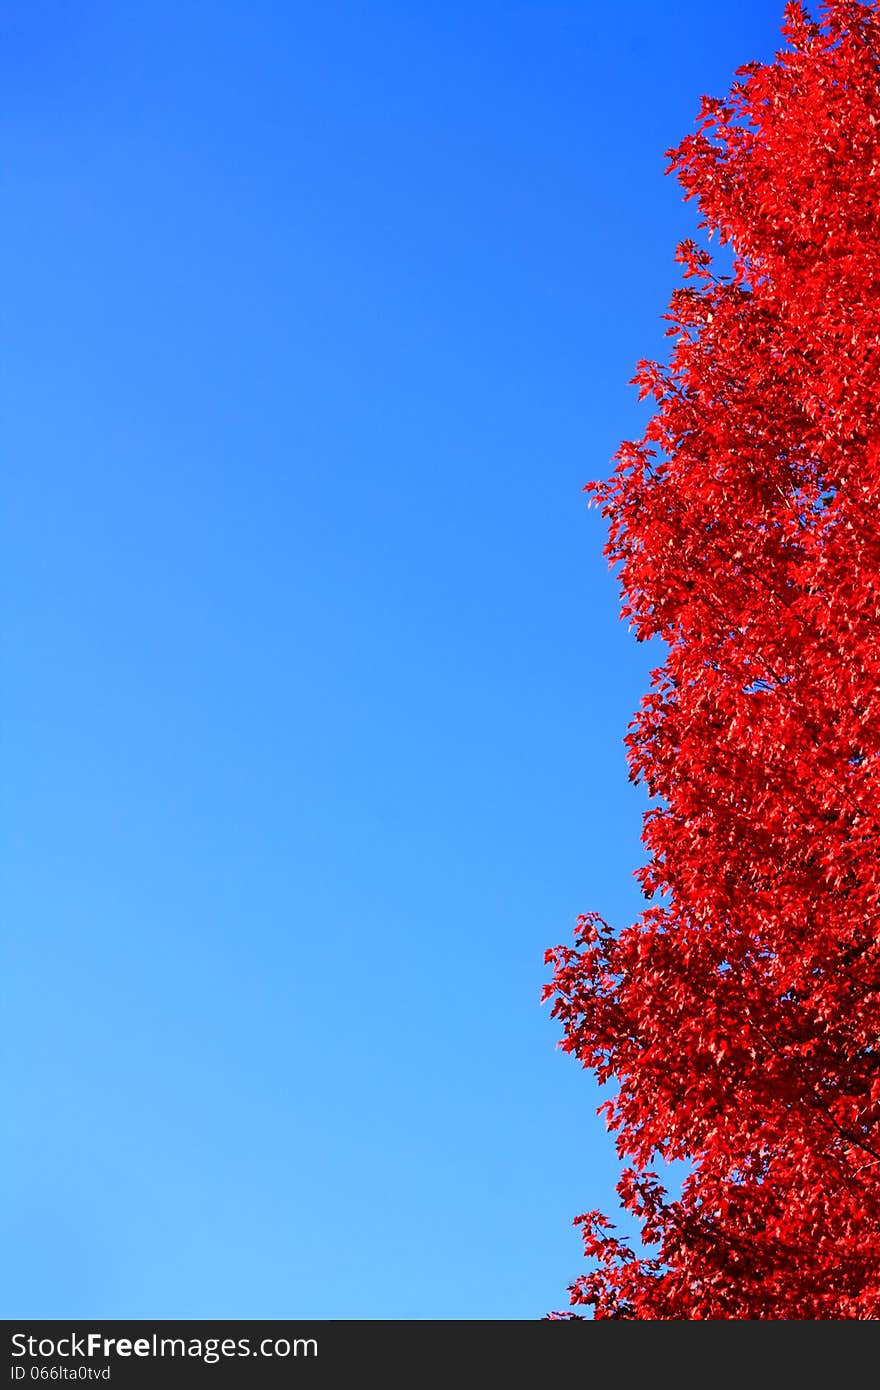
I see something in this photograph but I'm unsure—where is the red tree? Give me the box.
[546,1,880,1318]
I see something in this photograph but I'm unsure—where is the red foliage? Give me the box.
[545,2,880,1319]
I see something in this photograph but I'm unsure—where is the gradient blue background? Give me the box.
[4,0,782,1319]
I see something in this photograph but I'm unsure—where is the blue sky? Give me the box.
[3,0,783,1319]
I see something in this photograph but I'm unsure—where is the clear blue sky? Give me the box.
[3,0,782,1319]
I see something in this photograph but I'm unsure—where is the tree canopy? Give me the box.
[546,1,880,1318]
